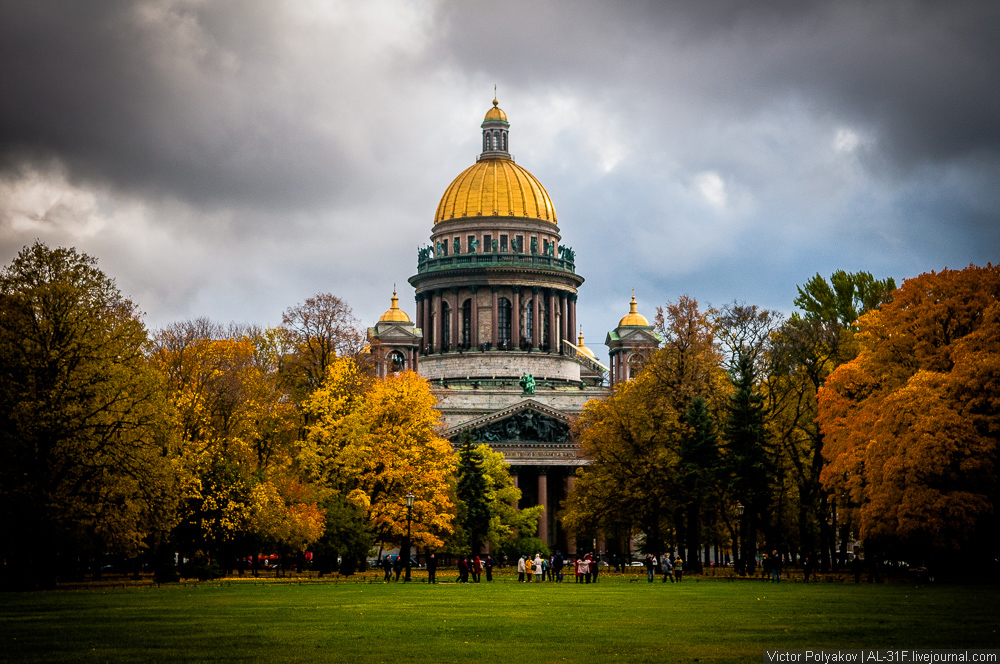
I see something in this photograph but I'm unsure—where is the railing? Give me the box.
[416,253,576,274]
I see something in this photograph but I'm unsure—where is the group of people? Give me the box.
[455,554,494,583]
[516,551,602,583]
[643,553,684,583]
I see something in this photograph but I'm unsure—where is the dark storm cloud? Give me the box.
[0,0,997,347]
[438,0,1000,167]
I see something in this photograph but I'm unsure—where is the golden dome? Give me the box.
[435,158,557,224]
[378,290,411,323]
[484,98,507,122]
[618,292,650,327]
[576,329,595,358]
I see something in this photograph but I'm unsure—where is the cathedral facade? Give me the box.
[369,98,661,553]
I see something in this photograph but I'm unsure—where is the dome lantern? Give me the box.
[481,94,511,159]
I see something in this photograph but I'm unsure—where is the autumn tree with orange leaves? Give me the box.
[818,264,1000,570]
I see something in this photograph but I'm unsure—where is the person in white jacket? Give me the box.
[534,554,544,583]
[517,555,526,582]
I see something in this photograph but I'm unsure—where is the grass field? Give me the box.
[1,571,998,664]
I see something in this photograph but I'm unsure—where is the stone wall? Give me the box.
[419,350,582,381]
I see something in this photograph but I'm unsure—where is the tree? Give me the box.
[818,264,1000,570]
[562,370,680,556]
[0,243,179,588]
[795,270,895,330]
[304,361,456,552]
[715,303,781,572]
[151,324,323,567]
[455,431,492,554]
[281,293,365,396]
[678,396,720,573]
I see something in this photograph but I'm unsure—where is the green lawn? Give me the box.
[1,573,997,663]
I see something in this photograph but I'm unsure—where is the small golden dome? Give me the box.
[435,158,557,224]
[378,290,411,323]
[618,292,650,327]
[484,98,508,122]
[576,329,595,358]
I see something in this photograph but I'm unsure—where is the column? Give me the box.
[560,292,568,354]
[491,287,499,347]
[411,348,418,373]
[568,295,577,349]
[450,287,459,350]
[424,296,432,352]
[470,286,479,348]
[512,286,521,347]
[433,290,442,353]
[548,289,557,353]
[532,287,541,349]
[538,468,549,545]
[415,294,424,353]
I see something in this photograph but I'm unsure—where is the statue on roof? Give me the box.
[519,372,536,396]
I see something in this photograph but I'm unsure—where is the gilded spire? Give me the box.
[379,287,411,323]
[618,291,650,327]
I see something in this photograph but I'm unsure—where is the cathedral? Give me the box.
[368,98,662,553]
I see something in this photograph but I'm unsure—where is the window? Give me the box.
[500,234,508,252]
[441,239,448,256]
[502,132,507,151]
[525,301,534,345]
[387,351,406,373]
[515,235,523,253]
[497,297,512,347]
[462,299,472,348]
[542,239,549,255]
[468,235,476,254]
[441,302,451,350]
[484,234,492,252]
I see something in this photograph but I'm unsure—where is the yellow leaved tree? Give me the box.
[304,359,455,551]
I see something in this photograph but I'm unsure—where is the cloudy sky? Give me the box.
[2,0,998,362]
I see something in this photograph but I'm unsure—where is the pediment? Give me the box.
[445,399,572,444]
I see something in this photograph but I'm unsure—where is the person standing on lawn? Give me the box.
[485,554,494,582]
[770,550,782,583]
[393,555,403,581]
[541,555,549,581]
[382,555,392,581]
[591,554,600,583]
[581,555,591,583]
[458,555,468,583]
[474,555,482,583]
[427,553,437,584]
[518,555,526,582]
[645,554,655,583]
[674,556,683,582]
[554,551,564,582]
[534,554,544,583]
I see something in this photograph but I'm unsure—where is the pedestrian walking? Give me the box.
[591,554,600,582]
[517,555,526,582]
[393,555,402,581]
[770,550,782,583]
[474,555,483,583]
[554,550,564,582]
[661,554,673,583]
[382,555,392,582]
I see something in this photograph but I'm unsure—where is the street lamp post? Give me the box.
[736,502,745,576]
[404,492,415,582]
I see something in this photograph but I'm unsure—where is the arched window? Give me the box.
[502,132,507,151]
[441,302,451,351]
[497,297,512,347]
[387,350,406,373]
[462,299,472,349]
[627,353,644,380]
